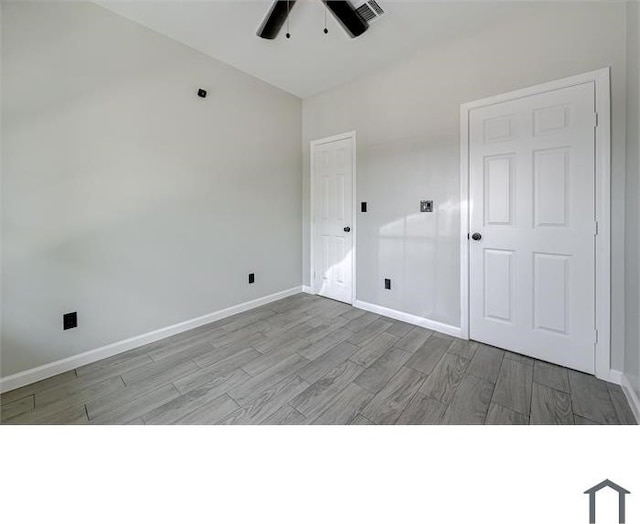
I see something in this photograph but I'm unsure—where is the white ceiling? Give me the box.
[97,1,528,98]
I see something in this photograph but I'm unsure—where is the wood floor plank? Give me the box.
[163,322,226,346]
[264,405,307,425]
[311,383,374,425]
[492,359,533,415]
[431,332,456,343]
[147,338,219,362]
[350,332,398,368]
[268,320,320,342]
[218,309,276,333]
[485,403,529,425]
[447,340,479,360]
[466,344,504,383]
[77,355,153,382]
[296,342,359,384]
[144,369,250,424]
[35,376,126,414]
[297,300,333,319]
[177,348,261,394]
[361,367,425,425]
[91,384,180,425]
[86,380,178,421]
[75,346,154,377]
[533,361,570,393]
[76,356,155,390]
[297,328,352,361]
[341,308,367,321]
[210,324,268,350]
[342,312,379,333]
[131,362,201,396]
[396,393,445,425]
[193,343,261,371]
[120,353,199,387]
[230,354,309,405]
[269,294,316,314]
[346,319,393,347]
[568,371,619,424]
[0,395,35,422]
[252,329,306,354]
[354,347,412,394]
[8,403,89,425]
[301,300,341,319]
[290,360,364,419]
[350,415,375,425]
[419,353,470,405]
[394,327,433,353]
[220,376,309,424]
[385,320,414,338]
[404,336,451,375]
[530,383,573,424]
[172,394,240,425]
[574,415,600,425]
[504,351,534,367]
[302,317,350,343]
[150,331,223,360]
[441,375,494,425]
[261,311,311,337]
[242,337,311,377]
[310,300,353,319]
[174,366,252,405]
[607,384,637,425]
[0,370,77,405]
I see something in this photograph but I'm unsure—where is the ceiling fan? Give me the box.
[257,0,369,40]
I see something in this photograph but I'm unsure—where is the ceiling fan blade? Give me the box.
[322,1,369,38]
[257,0,297,39]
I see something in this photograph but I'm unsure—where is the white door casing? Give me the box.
[310,133,356,304]
[461,69,611,378]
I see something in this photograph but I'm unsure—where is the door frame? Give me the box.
[309,131,357,304]
[459,68,611,379]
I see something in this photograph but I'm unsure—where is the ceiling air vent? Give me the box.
[355,0,385,24]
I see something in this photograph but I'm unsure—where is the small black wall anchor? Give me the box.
[197,89,207,98]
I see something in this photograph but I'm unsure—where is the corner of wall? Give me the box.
[623,0,640,404]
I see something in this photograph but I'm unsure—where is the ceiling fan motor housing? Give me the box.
[257,0,369,40]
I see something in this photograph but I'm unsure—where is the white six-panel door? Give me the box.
[469,82,597,373]
[312,135,354,304]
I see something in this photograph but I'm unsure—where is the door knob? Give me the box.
[344,226,351,233]
[471,232,482,241]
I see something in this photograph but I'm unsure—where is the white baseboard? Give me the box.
[0,286,302,394]
[302,286,314,294]
[353,300,462,338]
[604,369,623,385]
[620,374,640,424]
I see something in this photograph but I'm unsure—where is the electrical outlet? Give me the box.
[420,200,434,212]
[248,273,255,284]
[63,312,77,330]
[384,278,391,290]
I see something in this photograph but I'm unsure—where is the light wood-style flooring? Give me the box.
[1,294,636,425]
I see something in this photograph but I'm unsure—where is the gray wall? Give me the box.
[1,2,302,377]
[302,2,628,370]
[625,1,640,400]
